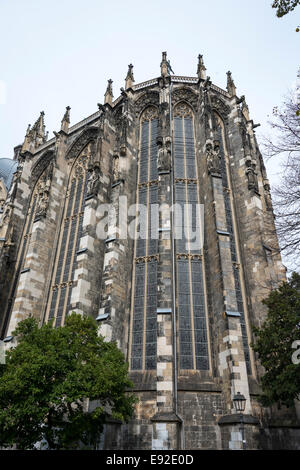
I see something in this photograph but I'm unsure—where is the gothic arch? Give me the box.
[173,101,194,118]
[65,126,98,161]
[211,95,231,123]
[31,149,55,189]
[134,90,159,118]
[172,86,198,111]
[139,105,159,122]
[45,142,92,327]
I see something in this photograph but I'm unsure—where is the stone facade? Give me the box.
[0,54,299,450]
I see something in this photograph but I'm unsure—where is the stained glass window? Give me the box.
[174,103,209,371]
[45,152,89,327]
[130,106,158,370]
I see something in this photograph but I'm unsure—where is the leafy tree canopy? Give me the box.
[0,313,136,450]
[272,0,300,17]
[272,0,300,30]
[252,272,300,408]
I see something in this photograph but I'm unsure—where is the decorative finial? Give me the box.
[61,106,71,133]
[197,54,206,80]
[125,64,135,89]
[21,111,46,153]
[160,51,169,77]
[104,79,113,105]
[226,71,236,97]
[32,111,46,146]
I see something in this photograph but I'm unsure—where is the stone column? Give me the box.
[208,145,252,415]
[151,92,182,450]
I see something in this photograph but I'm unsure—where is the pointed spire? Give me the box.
[22,111,47,152]
[21,124,32,153]
[104,79,113,106]
[31,111,45,140]
[160,51,169,77]
[125,64,135,89]
[226,71,236,97]
[197,54,206,80]
[61,106,71,133]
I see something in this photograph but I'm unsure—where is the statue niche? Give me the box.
[35,163,53,219]
[87,164,101,197]
[112,154,120,182]
[157,136,171,174]
[245,157,259,194]
[206,140,221,175]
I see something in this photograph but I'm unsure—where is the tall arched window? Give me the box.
[2,164,52,336]
[174,102,210,371]
[130,106,158,370]
[45,147,90,327]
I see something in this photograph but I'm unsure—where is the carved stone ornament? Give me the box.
[35,162,53,218]
[173,102,193,118]
[36,191,49,218]
[157,102,169,144]
[239,123,251,156]
[135,91,159,119]
[206,140,221,175]
[263,178,272,210]
[245,158,259,193]
[172,87,198,111]
[66,127,98,161]
[211,95,231,121]
[112,154,119,181]
[87,165,101,196]
[31,150,55,188]
[157,137,171,173]
[74,151,89,178]
[140,105,159,123]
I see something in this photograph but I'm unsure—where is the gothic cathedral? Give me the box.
[0,53,299,450]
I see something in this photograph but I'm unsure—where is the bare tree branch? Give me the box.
[262,76,300,270]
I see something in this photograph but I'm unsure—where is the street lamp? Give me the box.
[233,392,247,450]
[233,392,246,413]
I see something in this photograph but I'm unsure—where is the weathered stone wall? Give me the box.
[1,64,299,450]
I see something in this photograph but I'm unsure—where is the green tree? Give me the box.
[0,313,136,449]
[252,272,300,408]
[272,0,300,31]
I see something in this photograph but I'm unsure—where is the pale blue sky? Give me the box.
[0,0,299,182]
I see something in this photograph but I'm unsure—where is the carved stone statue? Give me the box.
[206,140,221,175]
[157,137,171,173]
[263,179,272,210]
[35,164,53,218]
[87,165,101,196]
[113,155,119,181]
[36,190,49,218]
[240,124,251,156]
[245,158,259,193]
